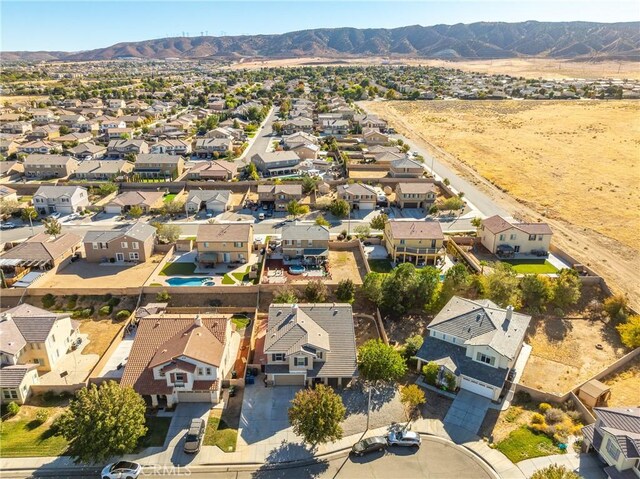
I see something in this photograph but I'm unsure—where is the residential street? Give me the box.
[235,106,279,167]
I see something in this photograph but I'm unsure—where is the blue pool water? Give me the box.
[165,277,212,286]
[289,265,306,275]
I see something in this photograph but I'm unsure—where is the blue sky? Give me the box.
[2,1,639,51]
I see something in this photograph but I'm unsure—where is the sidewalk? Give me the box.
[517,452,606,479]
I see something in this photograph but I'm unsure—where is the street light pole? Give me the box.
[430,154,435,179]
[28,214,34,236]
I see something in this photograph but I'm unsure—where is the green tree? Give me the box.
[471,216,482,232]
[56,381,147,463]
[357,339,407,383]
[438,197,464,211]
[335,279,356,303]
[413,266,440,310]
[246,162,259,181]
[553,269,582,309]
[288,384,346,447]
[530,465,580,479]
[127,205,143,218]
[362,272,385,306]
[272,122,283,135]
[438,263,470,306]
[402,334,424,362]
[303,279,328,302]
[21,206,38,223]
[155,223,181,243]
[400,384,426,421]
[604,294,628,321]
[43,218,62,237]
[58,125,71,135]
[617,315,640,348]
[381,263,418,314]
[520,274,553,312]
[273,285,299,303]
[98,182,117,196]
[315,214,330,227]
[286,200,309,219]
[485,262,521,308]
[328,199,350,219]
[301,175,321,194]
[354,224,370,239]
[370,213,388,230]
[161,199,185,217]
[124,152,136,163]
[422,362,439,385]
[0,199,20,216]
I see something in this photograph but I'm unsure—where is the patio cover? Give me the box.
[13,271,44,288]
[303,248,329,257]
[197,252,218,263]
[0,258,50,268]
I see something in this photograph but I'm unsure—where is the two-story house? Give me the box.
[251,151,301,177]
[17,140,56,155]
[186,190,232,214]
[193,138,233,159]
[362,128,390,145]
[196,223,253,266]
[281,222,330,264]
[480,215,553,257]
[395,183,437,209]
[389,157,425,178]
[264,303,358,387]
[33,186,89,215]
[120,312,234,406]
[384,220,445,265]
[107,139,149,159]
[257,184,303,211]
[67,142,107,161]
[582,407,640,479]
[337,183,377,210]
[133,154,184,179]
[23,154,79,179]
[187,160,238,181]
[149,139,192,156]
[84,222,156,263]
[74,160,134,181]
[415,297,532,401]
[282,117,314,135]
[282,132,319,150]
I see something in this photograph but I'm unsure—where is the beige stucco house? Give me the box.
[196,224,253,265]
[280,222,330,264]
[83,222,156,263]
[479,215,553,257]
[395,183,437,209]
[384,220,445,265]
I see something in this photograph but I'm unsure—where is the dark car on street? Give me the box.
[351,436,387,457]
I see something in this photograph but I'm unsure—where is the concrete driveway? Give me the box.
[98,330,135,379]
[158,403,212,466]
[444,390,491,436]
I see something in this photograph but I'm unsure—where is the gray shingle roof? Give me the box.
[3,303,72,343]
[0,364,38,388]
[34,186,86,199]
[84,222,156,244]
[186,190,231,205]
[281,222,330,242]
[590,407,640,459]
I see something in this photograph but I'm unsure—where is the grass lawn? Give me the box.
[368,259,393,273]
[232,267,251,283]
[502,260,559,274]
[495,426,561,463]
[0,407,69,457]
[203,409,237,452]
[222,274,235,285]
[231,314,251,329]
[163,194,177,204]
[160,262,197,276]
[139,416,172,448]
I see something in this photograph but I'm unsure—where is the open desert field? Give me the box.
[362,100,640,306]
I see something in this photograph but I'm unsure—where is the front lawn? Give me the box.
[0,407,69,457]
[159,262,197,276]
[495,426,562,463]
[501,260,559,274]
[204,409,237,452]
[163,194,177,204]
[139,416,171,448]
[368,259,393,273]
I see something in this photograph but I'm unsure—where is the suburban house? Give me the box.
[3,122,33,136]
[362,128,390,145]
[0,161,24,179]
[367,145,405,164]
[0,186,18,202]
[292,143,320,160]
[0,139,19,156]
[68,142,107,161]
[33,186,89,215]
[194,138,233,158]
[281,222,330,264]
[17,140,56,155]
[390,157,425,178]
[149,139,192,156]
[479,215,553,257]
[74,160,134,181]
[27,125,59,141]
[251,151,301,177]
[257,184,303,211]
[104,191,165,215]
[196,224,253,265]
[337,183,377,210]
[415,297,532,401]
[52,132,93,145]
[264,303,358,387]
[120,312,234,406]
[187,160,238,181]
[395,183,437,209]
[84,222,156,263]
[133,154,184,179]
[107,139,149,159]
[354,114,387,130]
[186,190,232,214]
[283,132,318,150]
[282,117,314,135]
[24,154,79,179]
[384,220,445,265]
[0,364,39,404]
[582,407,640,479]
[0,303,80,373]
[106,127,134,140]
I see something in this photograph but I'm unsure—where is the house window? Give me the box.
[198,368,204,375]
[272,353,284,361]
[606,438,620,461]
[174,373,185,384]
[159,370,165,377]
[129,252,139,260]
[499,234,505,241]
[121,242,128,249]
[92,243,98,250]
[132,242,139,250]
[510,234,516,240]
[204,242,209,248]
[538,235,543,241]
[234,242,243,248]
[294,357,308,367]
[206,367,212,375]
[2,390,10,399]
[317,351,323,359]
[528,234,536,241]
[10,390,17,399]
[476,352,495,366]
[400,239,405,245]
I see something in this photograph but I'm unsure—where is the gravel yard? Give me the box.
[341,383,405,436]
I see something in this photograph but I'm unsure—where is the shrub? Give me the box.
[545,408,565,425]
[156,291,171,302]
[73,307,93,319]
[35,409,49,425]
[335,279,356,303]
[531,413,546,425]
[443,371,457,391]
[514,390,532,404]
[43,390,57,403]
[99,305,112,316]
[566,410,583,423]
[107,297,121,308]
[6,401,19,416]
[530,421,548,434]
[538,402,552,413]
[603,294,628,321]
[402,335,424,360]
[422,362,439,386]
[303,279,328,303]
[115,310,131,320]
[65,294,78,310]
[42,294,56,309]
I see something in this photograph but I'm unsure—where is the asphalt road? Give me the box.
[14,438,494,479]
[235,106,278,167]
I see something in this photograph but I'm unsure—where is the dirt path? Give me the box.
[362,101,640,310]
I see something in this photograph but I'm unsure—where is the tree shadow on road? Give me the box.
[252,441,328,479]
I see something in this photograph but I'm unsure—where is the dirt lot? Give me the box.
[348,170,389,179]
[328,250,367,285]
[383,312,432,345]
[362,100,640,308]
[79,319,126,358]
[39,256,164,289]
[602,356,640,407]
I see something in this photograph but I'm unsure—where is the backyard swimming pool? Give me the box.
[165,277,215,286]
[289,265,306,275]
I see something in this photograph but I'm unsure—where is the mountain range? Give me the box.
[3,21,640,62]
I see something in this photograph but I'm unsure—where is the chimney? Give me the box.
[194,315,202,327]
[505,305,513,321]
[1,313,11,322]
[291,304,298,313]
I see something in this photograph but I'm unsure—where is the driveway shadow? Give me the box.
[252,441,328,479]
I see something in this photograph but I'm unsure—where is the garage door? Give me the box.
[178,391,212,403]
[359,202,376,210]
[460,377,496,399]
[273,374,305,386]
[105,206,122,215]
[403,202,418,208]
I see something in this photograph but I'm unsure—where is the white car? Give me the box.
[101,461,142,479]
[48,212,61,220]
[387,430,421,448]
